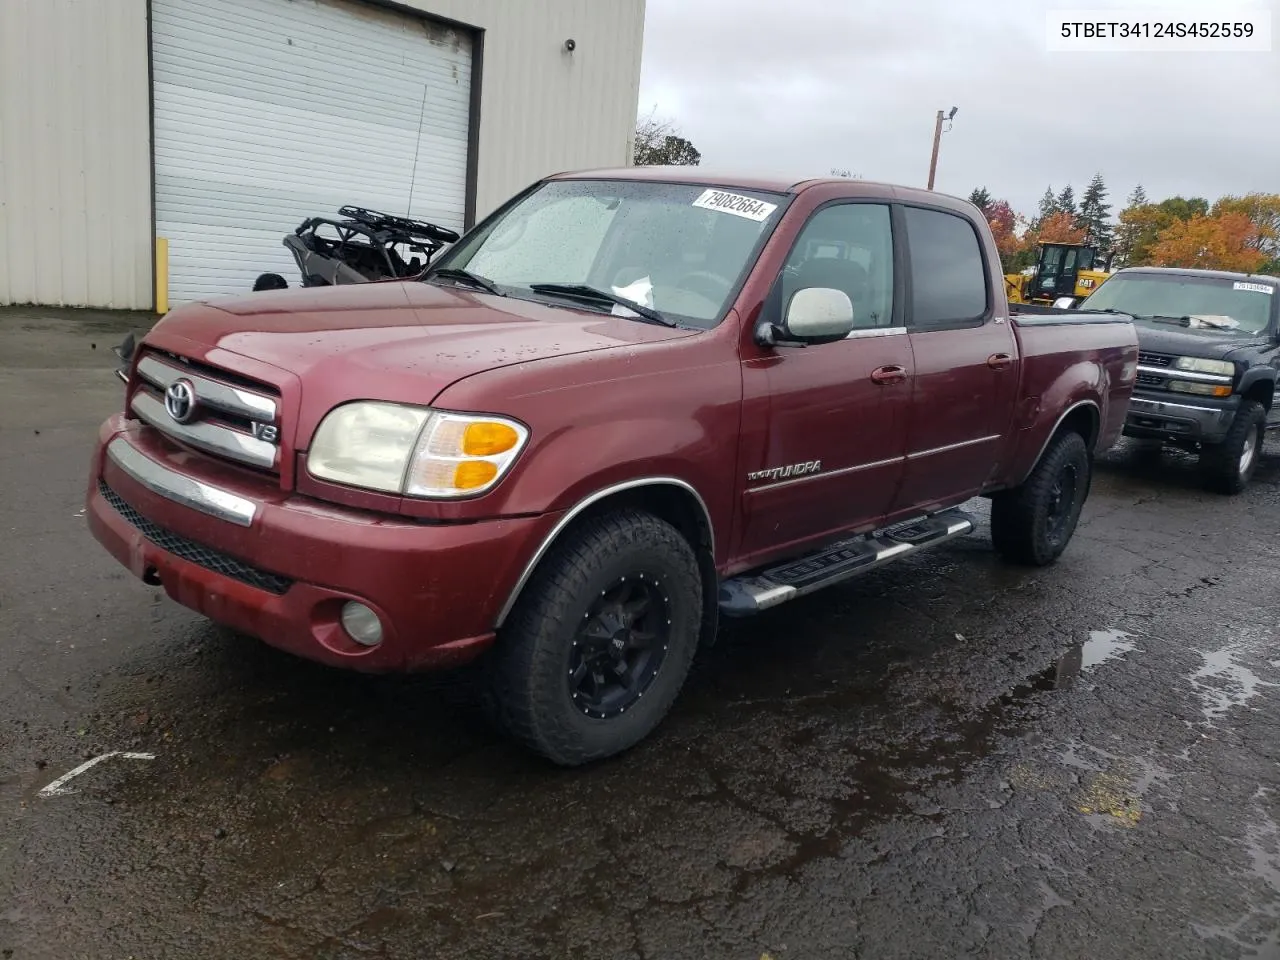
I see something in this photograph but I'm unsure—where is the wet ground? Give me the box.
[3,308,1280,959]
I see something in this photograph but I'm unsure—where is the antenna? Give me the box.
[406,83,428,216]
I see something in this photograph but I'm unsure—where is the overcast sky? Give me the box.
[636,0,1279,217]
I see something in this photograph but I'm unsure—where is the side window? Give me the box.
[904,206,990,327]
[780,203,894,329]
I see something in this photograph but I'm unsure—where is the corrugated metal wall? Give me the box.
[410,0,647,219]
[0,0,153,309]
[0,0,646,310]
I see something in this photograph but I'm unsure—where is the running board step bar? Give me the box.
[718,510,975,616]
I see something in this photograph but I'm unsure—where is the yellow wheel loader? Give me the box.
[1004,242,1111,307]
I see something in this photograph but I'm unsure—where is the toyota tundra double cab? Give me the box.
[87,170,1138,765]
[1075,266,1280,493]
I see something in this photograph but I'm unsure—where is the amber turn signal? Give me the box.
[454,460,499,489]
[462,421,520,456]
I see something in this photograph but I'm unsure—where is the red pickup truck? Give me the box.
[87,170,1138,765]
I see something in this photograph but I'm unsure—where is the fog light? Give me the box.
[340,601,383,647]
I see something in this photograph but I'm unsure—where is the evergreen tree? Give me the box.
[1036,187,1058,229]
[1127,184,1147,208]
[1077,172,1113,255]
[1056,185,1077,219]
[968,187,993,214]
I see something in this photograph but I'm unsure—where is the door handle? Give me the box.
[870,364,907,385]
[987,353,1014,371]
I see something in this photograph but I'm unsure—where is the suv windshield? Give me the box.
[1080,273,1275,334]
[427,179,787,327]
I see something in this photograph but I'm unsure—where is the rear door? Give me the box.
[889,204,1020,516]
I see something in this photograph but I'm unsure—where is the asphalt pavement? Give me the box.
[3,308,1280,960]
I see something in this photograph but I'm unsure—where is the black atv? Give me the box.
[253,206,461,291]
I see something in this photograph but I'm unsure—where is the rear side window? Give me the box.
[904,207,989,327]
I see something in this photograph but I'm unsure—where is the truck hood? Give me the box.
[1134,322,1269,362]
[149,280,696,404]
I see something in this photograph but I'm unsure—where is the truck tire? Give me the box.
[1198,401,1265,495]
[990,430,1091,567]
[486,509,702,766]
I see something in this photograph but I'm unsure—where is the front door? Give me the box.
[890,204,1020,516]
[735,201,912,567]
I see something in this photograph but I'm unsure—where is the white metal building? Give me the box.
[0,0,647,310]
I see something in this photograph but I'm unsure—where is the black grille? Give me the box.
[1138,352,1173,367]
[99,482,293,595]
[1136,374,1167,388]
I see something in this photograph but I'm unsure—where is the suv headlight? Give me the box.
[307,401,529,498]
[1173,357,1234,376]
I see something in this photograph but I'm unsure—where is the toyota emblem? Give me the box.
[164,379,197,424]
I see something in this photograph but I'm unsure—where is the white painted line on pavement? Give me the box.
[38,751,156,798]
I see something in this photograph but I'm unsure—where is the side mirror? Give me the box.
[762,287,855,346]
[1052,296,1077,310]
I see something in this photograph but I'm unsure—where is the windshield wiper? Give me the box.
[527,283,676,327]
[428,268,505,296]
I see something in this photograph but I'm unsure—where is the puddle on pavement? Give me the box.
[1187,641,1276,724]
[1192,795,1280,952]
[1010,628,1140,696]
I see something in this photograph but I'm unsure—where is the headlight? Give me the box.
[1168,381,1232,398]
[1173,357,1234,376]
[308,401,529,498]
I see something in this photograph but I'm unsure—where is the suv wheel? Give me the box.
[1200,400,1265,495]
[991,430,1092,566]
[486,509,702,766]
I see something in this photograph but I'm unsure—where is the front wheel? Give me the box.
[485,509,703,766]
[1199,400,1265,495]
[991,430,1092,566]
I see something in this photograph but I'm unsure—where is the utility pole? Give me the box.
[927,106,958,191]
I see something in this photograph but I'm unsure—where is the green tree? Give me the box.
[1036,186,1058,229]
[633,111,701,166]
[1155,196,1210,221]
[968,187,993,214]
[1077,172,1113,257]
[1112,184,1149,267]
[1056,185,1077,220]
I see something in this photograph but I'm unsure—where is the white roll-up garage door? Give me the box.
[151,0,472,304]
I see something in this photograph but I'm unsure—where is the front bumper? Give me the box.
[86,416,559,673]
[1122,392,1240,445]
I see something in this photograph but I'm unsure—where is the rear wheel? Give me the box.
[991,430,1091,566]
[1199,400,1265,495]
[485,509,702,766]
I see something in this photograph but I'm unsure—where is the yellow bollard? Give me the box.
[155,237,169,315]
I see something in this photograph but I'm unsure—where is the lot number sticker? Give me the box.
[692,189,778,222]
[1235,281,1273,294]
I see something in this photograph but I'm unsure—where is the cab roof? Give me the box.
[544,165,962,208]
[1118,266,1280,285]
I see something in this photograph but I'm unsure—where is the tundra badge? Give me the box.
[748,460,822,483]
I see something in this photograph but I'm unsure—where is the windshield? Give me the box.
[1080,274,1275,334]
[428,179,787,327]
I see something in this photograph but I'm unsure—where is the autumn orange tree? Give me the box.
[1149,213,1267,273]
[986,200,1028,271]
[1210,193,1280,271]
[1030,211,1087,245]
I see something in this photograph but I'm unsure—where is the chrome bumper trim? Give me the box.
[106,436,258,527]
[130,391,278,469]
[1129,396,1228,415]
